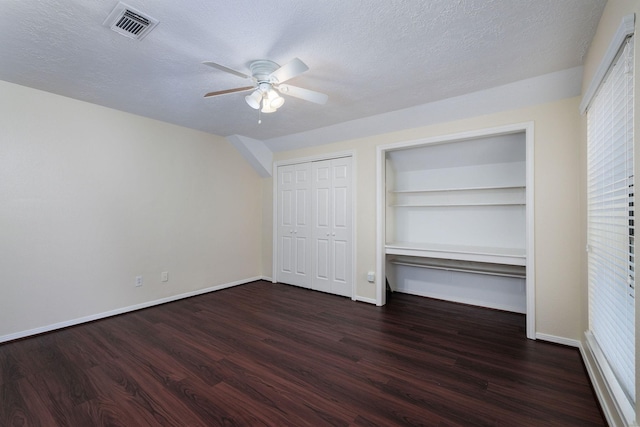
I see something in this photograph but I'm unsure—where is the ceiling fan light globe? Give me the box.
[245,90,262,109]
[270,95,285,109]
[261,103,277,113]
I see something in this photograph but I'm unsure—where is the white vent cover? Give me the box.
[103,2,158,40]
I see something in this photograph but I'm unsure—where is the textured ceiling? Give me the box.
[0,0,605,143]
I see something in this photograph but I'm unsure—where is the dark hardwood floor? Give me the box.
[0,280,605,426]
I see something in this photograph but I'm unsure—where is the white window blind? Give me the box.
[587,35,635,406]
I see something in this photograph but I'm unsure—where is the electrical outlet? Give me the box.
[367,271,375,282]
[135,275,143,287]
[161,271,168,282]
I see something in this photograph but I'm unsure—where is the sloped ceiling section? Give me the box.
[0,0,604,144]
[226,134,273,178]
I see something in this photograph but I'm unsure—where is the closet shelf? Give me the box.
[390,185,525,194]
[385,242,526,266]
[390,202,525,207]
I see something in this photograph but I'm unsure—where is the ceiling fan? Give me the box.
[202,58,328,114]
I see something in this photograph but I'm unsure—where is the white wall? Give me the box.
[264,96,584,342]
[0,80,263,340]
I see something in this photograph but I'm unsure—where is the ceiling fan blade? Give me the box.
[269,58,309,83]
[203,61,251,79]
[278,84,328,105]
[204,86,254,98]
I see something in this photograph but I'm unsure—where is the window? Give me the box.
[586,34,635,413]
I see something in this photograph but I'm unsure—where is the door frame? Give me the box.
[273,150,357,300]
[376,122,535,339]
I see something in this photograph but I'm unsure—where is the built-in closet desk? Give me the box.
[385,242,525,266]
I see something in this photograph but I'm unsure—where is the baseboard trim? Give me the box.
[260,276,274,282]
[0,276,262,344]
[580,332,637,427]
[579,341,620,427]
[354,295,377,305]
[535,333,580,348]
[394,288,525,314]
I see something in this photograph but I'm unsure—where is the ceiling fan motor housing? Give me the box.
[249,60,280,83]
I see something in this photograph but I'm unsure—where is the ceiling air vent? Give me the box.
[103,2,158,40]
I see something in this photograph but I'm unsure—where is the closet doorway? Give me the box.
[376,123,535,339]
[274,153,355,299]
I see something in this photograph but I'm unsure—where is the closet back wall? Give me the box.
[0,80,262,340]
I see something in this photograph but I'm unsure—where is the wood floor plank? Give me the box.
[1,379,33,426]
[216,354,357,426]
[0,281,606,426]
[19,370,96,426]
[85,358,206,426]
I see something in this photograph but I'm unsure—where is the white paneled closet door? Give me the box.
[312,157,353,297]
[276,163,312,289]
